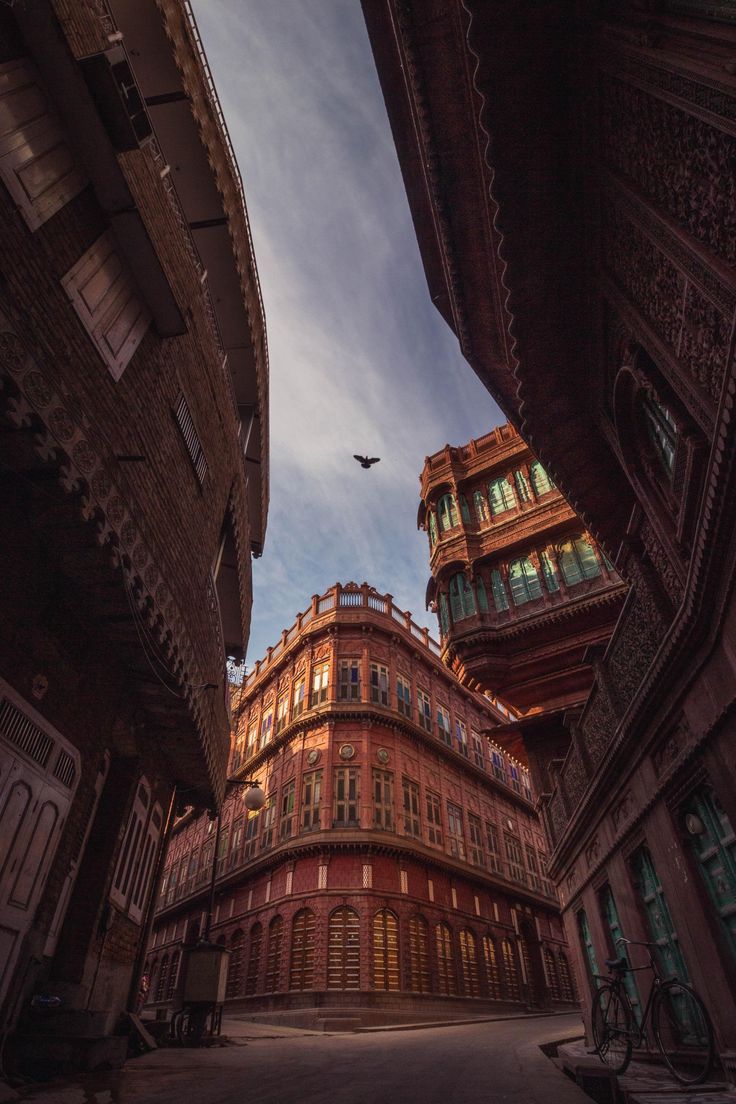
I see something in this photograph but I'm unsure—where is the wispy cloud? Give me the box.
[194,0,502,662]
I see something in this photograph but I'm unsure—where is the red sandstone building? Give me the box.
[145,583,577,1025]
[362,0,736,1079]
[0,0,267,1066]
[419,424,626,716]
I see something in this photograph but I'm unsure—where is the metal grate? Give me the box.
[0,698,53,768]
[174,392,207,484]
[53,749,76,789]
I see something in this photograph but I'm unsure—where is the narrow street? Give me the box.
[21,1014,587,1104]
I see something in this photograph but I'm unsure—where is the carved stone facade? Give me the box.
[363,0,736,1074]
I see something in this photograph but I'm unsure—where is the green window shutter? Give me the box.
[631,846,688,982]
[509,558,542,605]
[530,461,553,496]
[501,479,516,510]
[541,551,560,592]
[459,495,471,524]
[438,593,450,636]
[575,537,601,579]
[491,570,509,612]
[558,541,583,586]
[462,576,476,617]
[684,788,736,964]
[474,490,487,523]
[577,909,601,988]
[489,479,511,515]
[514,470,531,502]
[476,576,488,612]
[602,886,641,1020]
[449,575,465,621]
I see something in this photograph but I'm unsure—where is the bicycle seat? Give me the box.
[605,956,628,971]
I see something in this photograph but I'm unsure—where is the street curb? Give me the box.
[355,1010,581,1034]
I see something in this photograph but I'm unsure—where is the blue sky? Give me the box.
[194,0,503,666]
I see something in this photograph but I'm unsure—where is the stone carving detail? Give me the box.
[585,836,600,869]
[602,199,729,401]
[582,687,617,768]
[652,720,688,776]
[600,75,736,264]
[607,582,668,711]
[610,55,736,123]
[640,519,685,605]
[564,745,587,809]
[548,791,567,843]
[611,791,633,831]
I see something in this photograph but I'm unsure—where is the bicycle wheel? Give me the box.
[652,980,714,1085]
[592,984,633,1074]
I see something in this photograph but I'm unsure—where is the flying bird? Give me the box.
[354,454,381,469]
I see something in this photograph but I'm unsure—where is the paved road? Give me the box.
[22,1013,588,1104]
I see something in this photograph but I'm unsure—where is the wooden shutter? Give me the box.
[264,916,283,993]
[289,909,315,990]
[408,915,430,993]
[459,929,480,996]
[245,923,262,995]
[327,907,360,990]
[373,909,400,991]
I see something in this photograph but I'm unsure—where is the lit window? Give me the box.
[489,477,516,515]
[373,909,400,991]
[310,661,329,707]
[508,557,543,606]
[275,694,289,734]
[246,720,258,757]
[259,709,273,749]
[292,677,306,717]
[437,494,459,531]
[449,572,476,621]
[437,704,451,746]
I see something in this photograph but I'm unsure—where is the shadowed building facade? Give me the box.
[0,0,267,1066]
[146,584,577,1027]
[362,0,736,1076]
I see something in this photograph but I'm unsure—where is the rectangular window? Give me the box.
[173,392,207,484]
[455,718,468,757]
[509,763,521,794]
[437,704,451,746]
[260,795,276,850]
[373,769,394,829]
[230,819,243,869]
[334,767,360,826]
[110,777,162,923]
[486,822,501,873]
[292,677,306,718]
[259,709,273,750]
[280,780,296,840]
[301,769,322,830]
[504,831,526,884]
[489,477,516,515]
[216,826,229,875]
[275,693,289,734]
[396,675,412,718]
[338,659,361,701]
[417,688,432,732]
[426,792,443,846]
[491,569,509,612]
[243,811,259,859]
[468,813,484,865]
[310,661,329,706]
[490,747,506,782]
[402,777,421,838]
[370,663,389,706]
[447,802,465,859]
[471,730,485,769]
[246,721,258,758]
[525,845,540,891]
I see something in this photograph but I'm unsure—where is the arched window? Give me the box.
[488,477,516,515]
[459,495,471,524]
[373,909,400,991]
[328,907,360,990]
[289,909,316,991]
[428,511,438,546]
[514,470,531,503]
[449,573,476,621]
[544,946,561,1000]
[265,916,283,994]
[459,929,480,997]
[557,537,601,587]
[166,950,180,1000]
[226,929,245,998]
[529,461,553,496]
[540,550,560,592]
[508,557,542,605]
[408,915,431,993]
[245,922,262,996]
[475,576,488,613]
[501,939,521,1001]
[641,392,677,477]
[155,954,169,1002]
[482,935,502,999]
[491,569,509,612]
[437,494,459,532]
[474,490,489,525]
[435,923,458,996]
[558,952,576,1002]
[438,592,450,636]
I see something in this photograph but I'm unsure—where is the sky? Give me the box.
[193,0,503,666]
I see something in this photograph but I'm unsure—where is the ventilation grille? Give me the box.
[0,698,53,768]
[174,392,207,484]
[53,749,76,789]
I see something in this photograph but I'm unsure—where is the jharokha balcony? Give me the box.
[419,425,628,714]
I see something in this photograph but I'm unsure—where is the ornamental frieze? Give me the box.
[599,75,736,265]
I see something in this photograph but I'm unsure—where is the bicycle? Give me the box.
[591,937,715,1085]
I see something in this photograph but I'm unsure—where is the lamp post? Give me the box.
[203,779,266,940]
